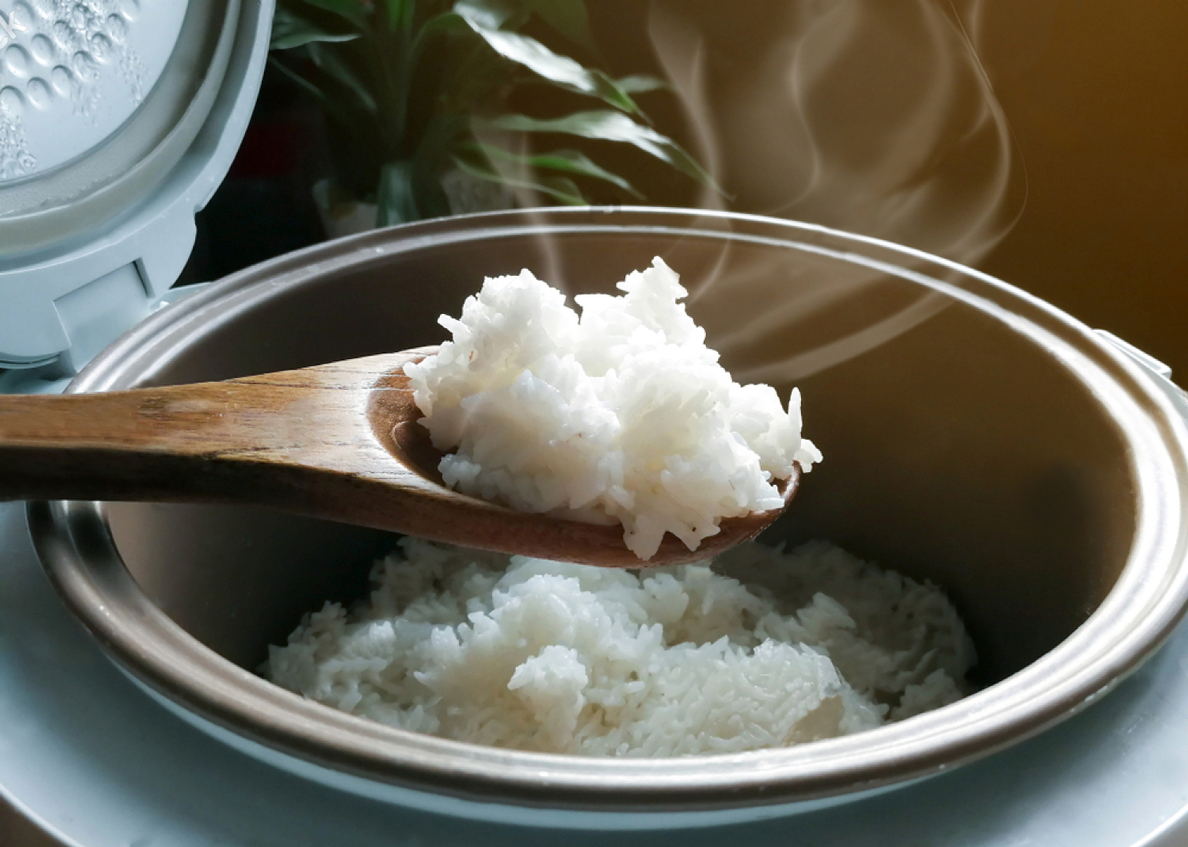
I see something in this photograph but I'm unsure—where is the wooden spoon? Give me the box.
[0,347,798,567]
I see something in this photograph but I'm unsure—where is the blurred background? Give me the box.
[962,0,1187,377]
[190,0,1187,373]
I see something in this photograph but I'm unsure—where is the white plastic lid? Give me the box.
[0,1,187,179]
[0,0,269,372]
[0,0,230,254]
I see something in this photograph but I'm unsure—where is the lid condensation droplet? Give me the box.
[0,0,236,256]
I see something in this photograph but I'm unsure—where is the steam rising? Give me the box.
[647,0,1024,382]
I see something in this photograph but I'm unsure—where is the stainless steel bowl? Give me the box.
[31,208,1188,828]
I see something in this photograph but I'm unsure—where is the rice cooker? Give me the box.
[3,3,1188,846]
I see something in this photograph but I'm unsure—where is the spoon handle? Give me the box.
[0,348,794,566]
[0,381,297,503]
[0,352,410,505]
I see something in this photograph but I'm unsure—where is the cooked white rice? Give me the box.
[402,258,822,560]
[264,539,975,757]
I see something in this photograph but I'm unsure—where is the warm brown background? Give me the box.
[973,0,1188,376]
[589,0,1188,376]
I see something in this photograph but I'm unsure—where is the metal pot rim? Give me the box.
[31,207,1188,813]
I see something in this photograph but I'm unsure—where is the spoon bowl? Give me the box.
[0,347,796,566]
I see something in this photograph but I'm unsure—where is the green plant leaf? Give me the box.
[268,55,326,101]
[541,175,587,205]
[522,0,596,53]
[454,0,640,114]
[614,74,667,94]
[272,7,360,50]
[377,161,420,226]
[385,0,411,30]
[306,42,378,114]
[296,0,368,30]
[268,56,355,127]
[452,155,588,205]
[451,0,517,31]
[480,111,718,189]
[407,11,472,70]
[472,143,644,198]
[411,114,470,218]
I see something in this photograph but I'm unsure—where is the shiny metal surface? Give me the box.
[28,209,1188,822]
[11,494,1188,844]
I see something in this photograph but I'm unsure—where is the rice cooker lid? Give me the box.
[0,0,265,372]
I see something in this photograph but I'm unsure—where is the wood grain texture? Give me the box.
[0,348,796,566]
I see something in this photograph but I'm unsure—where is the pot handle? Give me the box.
[1095,329,1178,387]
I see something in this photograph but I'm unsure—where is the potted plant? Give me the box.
[270,0,712,235]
